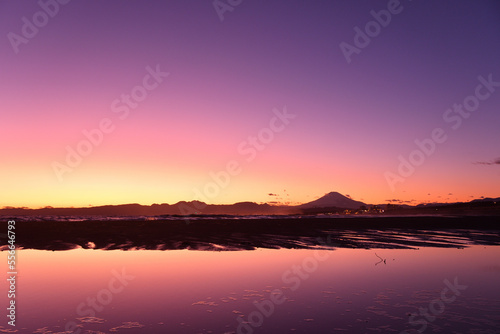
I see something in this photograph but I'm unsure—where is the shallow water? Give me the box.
[1,246,500,333]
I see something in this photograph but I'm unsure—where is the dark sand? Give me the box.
[2,215,500,251]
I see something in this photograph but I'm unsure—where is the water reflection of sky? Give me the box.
[1,246,500,333]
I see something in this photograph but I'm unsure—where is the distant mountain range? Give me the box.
[0,201,295,216]
[0,192,498,216]
[417,197,500,207]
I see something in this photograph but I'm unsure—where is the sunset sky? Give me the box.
[1,0,499,208]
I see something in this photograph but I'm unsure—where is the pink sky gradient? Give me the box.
[1,1,499,208]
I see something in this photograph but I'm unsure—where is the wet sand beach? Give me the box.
[3,215,499,251]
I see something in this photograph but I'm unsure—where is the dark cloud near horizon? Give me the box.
[268,193,278,196]
[474,157,500,165]
[386,199,416,204]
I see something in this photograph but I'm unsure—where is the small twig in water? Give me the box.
[375,253,386,265]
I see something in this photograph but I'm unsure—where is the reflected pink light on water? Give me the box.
[1,246,500,333]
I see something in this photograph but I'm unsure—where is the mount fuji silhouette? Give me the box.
[299,192,366,210]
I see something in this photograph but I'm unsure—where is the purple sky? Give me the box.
[1,0,499,207]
